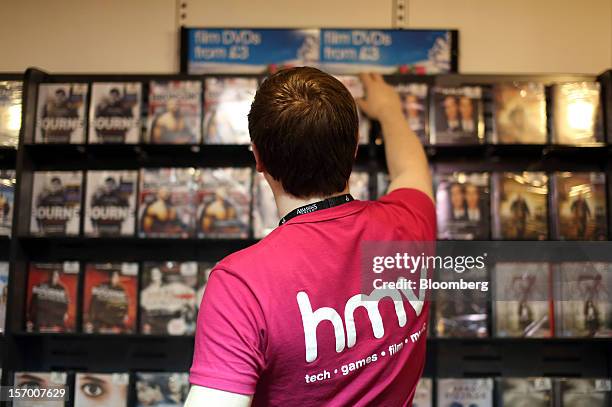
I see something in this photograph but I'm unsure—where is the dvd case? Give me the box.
[436,172,490,240]
[74,373,129,407]
[555,262,611,337]
[413,377,432,407]
[0,80,22,148]
[334,75,370,144]
[195,168,251,238]
[146,80,202,144]
[437,378,494,407]
[349,171,370,201]
[498,377,553,407]
[431,86,484,144]
[196,262,215,310]
[492,172,548,240]
[493,262,553,337]
[552,82,603,145]
[35,83,87,143]
[85,170,137,237]
[13,371,68,407]
[492,83,547,144]
[0,170,15,236]
[552,172,607,240]
[203,77,258,144]
[558,378,612,407]
[30,171,83,236]
[396,83,429,145]
[252,172,277,239]
[140,261,198,335]
[83,263,138,334]
[89,82,142,143]
[0,262,7,333]
[135,372,190,406]
[25,262,80,333]
[138,168,196,238]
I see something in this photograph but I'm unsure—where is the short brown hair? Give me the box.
[248,67,359,198]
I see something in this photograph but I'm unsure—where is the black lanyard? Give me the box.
[279,194,354,226]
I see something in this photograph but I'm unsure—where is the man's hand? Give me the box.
[356,73,403,122]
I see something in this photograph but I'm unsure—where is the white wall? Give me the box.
[0,0,610,74]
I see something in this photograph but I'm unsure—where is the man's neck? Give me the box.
[274,187,351,221]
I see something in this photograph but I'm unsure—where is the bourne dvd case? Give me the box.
[140,261,198,335]
[552,82,603,145]
[25,262,80,333]
[396,83,429,145]
[492,83,547,144]
[334,75,370,144]
[203,77,258,144]
[498,378,553,407]
[74,373,129,407]
[252,172,277,239]
[0,80,22,148]
[138,168,196,238]
[492,172,548,240]
[196,262,215,311]
[413,377,432,407]
[431,86,484,144]
[146,80,202,144]
[83,263,138,334]
[35,83,88,143]
[135,372,190,407]
[555,262,611,337]
[558,378,612,407]
[0,262,7,333]
[30,171,83,236]
[437,378,494,407]
[552,172,607,240]
[89,82,142,143]
[493,262,553,337]
[13,371,68,407]
[85,170,137,237]
[0,170,16,236]
[195,168,251,238]
[436,172,490,240]
[349,171,370,201]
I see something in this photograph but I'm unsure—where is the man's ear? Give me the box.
[252,143,265,173]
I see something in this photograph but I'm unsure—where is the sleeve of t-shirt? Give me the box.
[189,268,266,395]
[375,188,436,240]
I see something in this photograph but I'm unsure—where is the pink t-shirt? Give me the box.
[190,188,436,406]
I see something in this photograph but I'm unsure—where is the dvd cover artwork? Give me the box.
[413,377,432,407]
[552,172,607,240]
[135,372,190,407]
[89,82,141,143]
[437,378,494,407]
[85,170,137,237]
[552,82,603,145]
[559,378,612,407]
[252,172,277,239]
[492,172,548,240]
[392,83,429,145]
[492,83,547,144]
[196,263,215,310]
[83,263,138,334]
[147,80,202,144]
[493,262,553,338]
[13,371,67,407]
[0,262,7,333]
[436,172,490,240]
[0,80,22,148]
[203,77,258,144]
[195,168,251,238]
[138,168,196,238]
[30,171,83,236]
[35,83,87,143]
[140,261,198,335]
[25,262,80,333]
[0,170,16,236]
[74,372,129,407]
[431,86,484,145]
[349,171,369,201]
[555,262,611,337]
[334,75,370,144]
[499,378,553,407]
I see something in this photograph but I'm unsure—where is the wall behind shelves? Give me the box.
[0,0,610,74]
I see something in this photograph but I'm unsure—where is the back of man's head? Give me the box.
[248,67,359,198]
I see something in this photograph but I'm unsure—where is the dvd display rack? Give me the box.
[0,67,611,403]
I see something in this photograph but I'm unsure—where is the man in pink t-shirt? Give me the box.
[186,68,435,406]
